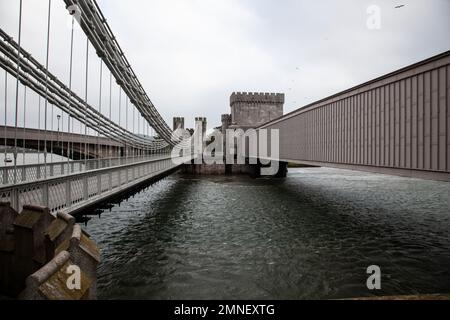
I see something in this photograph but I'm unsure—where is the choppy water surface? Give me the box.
[81,168,450,299]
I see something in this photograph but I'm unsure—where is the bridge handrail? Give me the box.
[0,154,175,189]
[0,155,192,214]
[0,154,167,171]
[0,153,173,185]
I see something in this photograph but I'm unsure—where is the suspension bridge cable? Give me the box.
[137,113,140,157]
[50,105,53,163]
[98,60,102,166]
[0,34,168,151]
[49,3,55,163]
[37,96,41,165]
[59,109,63,161]
[22,85,26,165]
[118,87,121,159]
[109,71,112,165]
[84,36,89,169]
[43,0,52,178]
[146,122,149,157]
[125,96,128,159]
[150,125,152,155]
[68,14,75,168]
[141,115,144,158]
[0,4,173,150]
[3,56,7,162]
[13,0,23,183]
[59,108,64,160]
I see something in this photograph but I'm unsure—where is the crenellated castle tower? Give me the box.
[228,92,284,129]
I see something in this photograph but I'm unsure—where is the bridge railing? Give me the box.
[0,153,171,186]
[0,155,190,214]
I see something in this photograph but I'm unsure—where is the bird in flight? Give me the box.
[395,4,405,9]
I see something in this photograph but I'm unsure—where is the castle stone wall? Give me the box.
[230,92,284,129]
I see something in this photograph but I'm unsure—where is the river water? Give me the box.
[80,168,450,300]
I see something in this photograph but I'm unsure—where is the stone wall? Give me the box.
[173,117,185,131]
[184,92,286,177]
[195,117,207,136]
[221,114,231,134]
[230,92,284,129]
[0,203,100,300]
[182,163,258,175]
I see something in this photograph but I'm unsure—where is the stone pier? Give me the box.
[0,203,100,300]
[183,92,286,178]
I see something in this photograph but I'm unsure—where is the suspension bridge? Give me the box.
[0,0,449,301]
[0,0,188,216]
[0,0,449,217]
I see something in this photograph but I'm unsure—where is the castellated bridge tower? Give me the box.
[173,117,185,131]
[229,92,284,130]
[195,117,207,137]
[221,114,231,135]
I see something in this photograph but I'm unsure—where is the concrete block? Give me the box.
[56,225,100,299]
[44,212,75,263]
[11,205,55,295]
[14,205,54,264]
[20,251,92,300]
[0,202,18,240]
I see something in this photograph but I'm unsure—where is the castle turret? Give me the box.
[173,117,185,131]
[229,92,284,129]
[221,114,231,134]
[195,117,207,136]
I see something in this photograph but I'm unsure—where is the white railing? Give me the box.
[0,153,171,186]
[0,155,190,214]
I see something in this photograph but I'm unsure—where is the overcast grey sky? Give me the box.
[1,0,449,132]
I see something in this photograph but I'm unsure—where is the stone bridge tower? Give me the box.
[173,117,185,131]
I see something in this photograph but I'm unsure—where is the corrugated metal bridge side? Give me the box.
[260,51,450,181]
